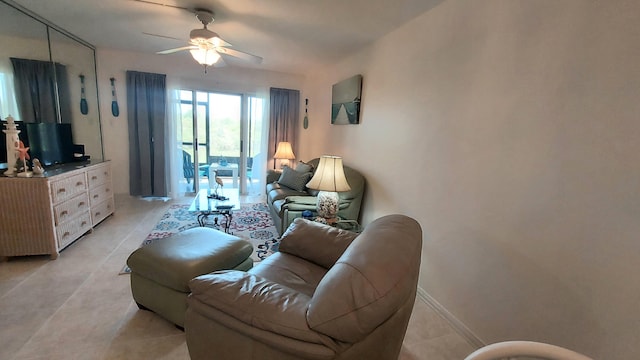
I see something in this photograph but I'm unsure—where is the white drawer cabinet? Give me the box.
[91,196,114,225]
[89,183,112,206]
[50,173,87,203]
[56,212,92,249]
[54,193,90,224]
[0,161,114,259]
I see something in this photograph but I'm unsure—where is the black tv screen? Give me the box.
[24,123,74,166]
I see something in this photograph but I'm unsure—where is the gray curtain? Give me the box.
[126,70,167,197]
[10,57,71,124]
[268,87,300,168]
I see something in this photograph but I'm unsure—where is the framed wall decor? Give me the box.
[331,74,362,125]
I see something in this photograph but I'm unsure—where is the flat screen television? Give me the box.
[25,123,75,166]
[1,122,75,167]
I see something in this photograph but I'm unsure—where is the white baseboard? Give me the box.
[416,286,485,349]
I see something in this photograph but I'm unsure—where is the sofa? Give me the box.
[185,214,423,360]
[265,158,365,234]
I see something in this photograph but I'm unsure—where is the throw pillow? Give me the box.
[277,166,312,192]
[295,160,314,174]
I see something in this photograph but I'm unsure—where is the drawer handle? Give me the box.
[104,171,108,175]
[78,202,85,207]
[93,194,99,199]
[63,231,70,238]
[58,188,66,193]
[95,212,101,217]
[106,188,111,193]
[91,176,98,180]
[81,221,87,226]
[60,210,68,216]
[76,181,83,186]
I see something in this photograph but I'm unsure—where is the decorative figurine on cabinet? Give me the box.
[2,115,20,176]
[15,140,33,178]
[32,158,44,175]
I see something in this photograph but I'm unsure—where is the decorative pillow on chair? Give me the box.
[278,166,312,192]
[295,161,314,174]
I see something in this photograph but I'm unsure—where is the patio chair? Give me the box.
[183,150,195,186]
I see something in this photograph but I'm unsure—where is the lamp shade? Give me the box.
[306,155,351,192]
[190,48,221,66]
[273,141,296,160]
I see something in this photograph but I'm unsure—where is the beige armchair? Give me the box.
[185,214,422,360]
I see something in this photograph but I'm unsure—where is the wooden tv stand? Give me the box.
[0,161,114,260]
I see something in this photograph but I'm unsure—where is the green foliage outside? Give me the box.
[180,92,263,165]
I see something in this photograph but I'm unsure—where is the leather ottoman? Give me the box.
[126,227,253,328]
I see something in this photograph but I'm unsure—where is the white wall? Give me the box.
[95,48,305,194]
[301,1,640,359]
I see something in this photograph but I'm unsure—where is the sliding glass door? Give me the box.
[179,90,264,195]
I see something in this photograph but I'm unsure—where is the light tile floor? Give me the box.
[0,195,476,360]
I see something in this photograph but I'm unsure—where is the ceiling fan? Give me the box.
[152,8,263,72]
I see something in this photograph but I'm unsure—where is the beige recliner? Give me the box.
[185,214,422,360]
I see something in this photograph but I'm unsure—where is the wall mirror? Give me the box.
[0,0,104,165]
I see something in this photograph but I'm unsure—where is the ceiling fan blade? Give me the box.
[157,46,197,54]
[211,36,231,48]
[143,32,182,41]
[216,47,263,64]
[130,0,190,11]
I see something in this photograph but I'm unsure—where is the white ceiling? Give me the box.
[9,0,443,75]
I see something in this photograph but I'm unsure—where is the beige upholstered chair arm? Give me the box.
[189,270,332,345]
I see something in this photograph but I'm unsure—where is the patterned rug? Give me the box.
[120,202,279,274]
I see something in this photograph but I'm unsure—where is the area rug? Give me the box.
[120,203,279,274]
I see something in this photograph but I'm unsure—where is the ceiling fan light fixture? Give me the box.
[210,36,225,47]
[190,48,220,66]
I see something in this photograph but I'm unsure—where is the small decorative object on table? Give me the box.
[32,158,44,175]
[211,169,224,197]
[302,210,314,220]
[207,193,228,201]
[15,140,33,178]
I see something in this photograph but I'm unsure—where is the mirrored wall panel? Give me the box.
[0,0,104,165]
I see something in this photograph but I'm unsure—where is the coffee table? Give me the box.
[188,189,240,233]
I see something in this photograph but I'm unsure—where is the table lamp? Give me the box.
[306,155,351,223]
[273,141,295,168]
